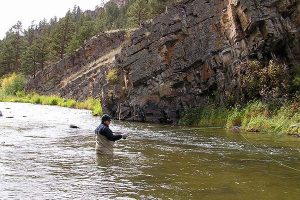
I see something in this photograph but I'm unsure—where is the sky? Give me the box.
[0,0,109,39]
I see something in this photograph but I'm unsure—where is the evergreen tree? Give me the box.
[0,0,175,77]
[51,11,75,59]
[0,37,15,74]
[7,21,25,70]
[127,0,151,27]
[22,35,49,77]
[67,20,96,55]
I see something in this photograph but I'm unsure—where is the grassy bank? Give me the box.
[179,101,300,136]
[0,92,103,116]
[0,73,102,116]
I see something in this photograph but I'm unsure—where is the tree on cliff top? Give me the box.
[127,0,151,27]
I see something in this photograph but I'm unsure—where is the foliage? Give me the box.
[240,60,291,100]
[0,92,103,116]
[106,68,118,83]
[76,97,103,116]
[179,105,229,127]
[180,100,300,135]
[50,11,75,59]
[127,0,151,27]
[0,1,180,77]
[0,73,26,95]
[0,72,102,115]
[292,65,300,90]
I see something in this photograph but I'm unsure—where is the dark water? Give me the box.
[0,102,300,199]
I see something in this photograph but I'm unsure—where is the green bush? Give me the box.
[1,73,26,95]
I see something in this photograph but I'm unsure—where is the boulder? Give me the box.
[70,125,80,129]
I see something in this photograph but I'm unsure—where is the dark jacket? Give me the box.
[95,123,122,142]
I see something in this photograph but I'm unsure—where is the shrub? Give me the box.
[1,73,26,95]
[240,60,290,100]
[106,69,118,84]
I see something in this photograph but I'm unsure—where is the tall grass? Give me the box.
[0,73,102,116]
[180,100,300,135]
[179,105,229,127]
[0,93,103,116]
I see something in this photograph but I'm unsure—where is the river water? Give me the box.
[0,102,300,199]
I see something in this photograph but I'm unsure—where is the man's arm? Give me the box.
[102,127,123,142]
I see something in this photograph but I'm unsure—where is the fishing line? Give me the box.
[239,133,300,173]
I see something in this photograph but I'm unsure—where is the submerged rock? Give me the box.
[231,126,241,133]
[70,125,80,129]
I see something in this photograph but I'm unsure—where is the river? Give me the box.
[0,102,300,199]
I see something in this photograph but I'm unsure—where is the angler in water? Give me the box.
[95,114,127,154]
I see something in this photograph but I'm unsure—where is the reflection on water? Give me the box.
[96,154,115,167]
[0,102,300,199]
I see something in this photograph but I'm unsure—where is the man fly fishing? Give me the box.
[95,114,127,154]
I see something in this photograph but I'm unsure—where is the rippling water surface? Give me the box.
[0,102,300,199]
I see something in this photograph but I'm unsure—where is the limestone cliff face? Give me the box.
[26,0,300,124]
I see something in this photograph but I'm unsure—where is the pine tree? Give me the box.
[0,0,174,77]
[127,0,151,27]
[51,11,75,59]
[6,21,25,71]
[22,35,49,77]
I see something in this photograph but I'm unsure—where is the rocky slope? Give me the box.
[26,31,126,101]
[26,0,300,123]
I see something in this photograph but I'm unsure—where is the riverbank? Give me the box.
[179,101,300,137]
[1,94,299,137]
[0,74,102,116]
[0,74,298,135]
[0,92,102,116]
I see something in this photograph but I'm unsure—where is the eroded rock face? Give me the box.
[105,0,300,123]
[26,31,126,101]
[26,0,300,124]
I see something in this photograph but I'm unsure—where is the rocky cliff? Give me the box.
[26,0,300,124]
[26,31,126,101]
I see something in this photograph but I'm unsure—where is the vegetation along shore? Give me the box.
[0,73,102,116]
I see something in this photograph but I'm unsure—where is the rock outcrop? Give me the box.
[26,0,300,124]
[26,31,126,101]
[103,0,300,123]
